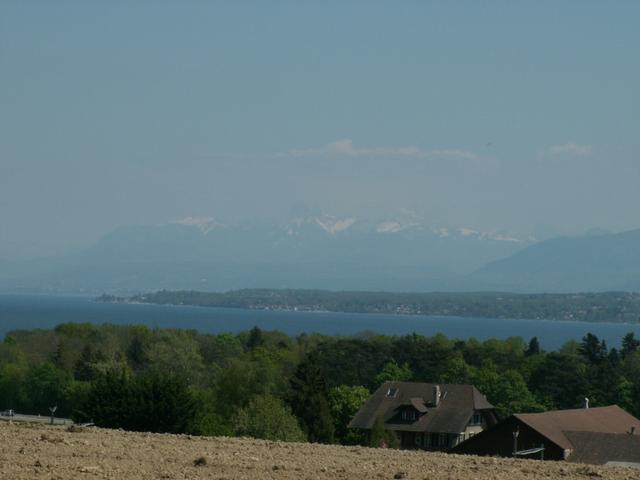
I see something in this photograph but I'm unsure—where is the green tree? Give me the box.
[374,360,413,386]
[246,326,265,350]
[438,353,473,384]
[197,333,243,367]
[369,415,399,448]
[288,351,334,443]
[529,352,588,409]
[472,367,543,417]
[74,344,107,381]
[77,366,134,427]
[0,361,27,410]
[79,367,196,434]
[525,337,541,356]
[216,349,289,418]
[579,333,607,364]
[328,385,369,444]
[189,387,234,437]
[132,371,197,433]
[622,332,640,359]
[126,334,148,371]
[145,330,205,386]
[24,362,74,416]
[233,394,306,442]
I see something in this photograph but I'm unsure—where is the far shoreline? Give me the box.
[93,294,640,326]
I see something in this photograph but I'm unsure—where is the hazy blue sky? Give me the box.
[1,1,639,258]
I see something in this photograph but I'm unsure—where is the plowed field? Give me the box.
[0,422,638,480]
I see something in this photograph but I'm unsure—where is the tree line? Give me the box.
[2,323,640,445]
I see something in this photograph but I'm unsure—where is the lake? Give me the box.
[2,294,640,350]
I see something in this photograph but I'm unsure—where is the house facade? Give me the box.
[349,381,498,450]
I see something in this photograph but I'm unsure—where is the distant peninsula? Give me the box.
[96,289,640,323]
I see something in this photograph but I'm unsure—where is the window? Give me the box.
[469,413,482,426]
[401,409,416,421]
[386,387,398,398]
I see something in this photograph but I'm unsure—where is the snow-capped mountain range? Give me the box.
[69,214,531,278]
[0,213,535,294]
[2,215,640,294]
[167,214,530,244]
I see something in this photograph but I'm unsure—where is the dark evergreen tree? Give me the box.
[132,371,196,433]
[74,344,106,381]
[287,351,334,443]
[78,367,196,434]
[77,366,134,427]
[529,352,589,409]
[585,353,627,407]
[247,326,265,350]
[622,332,640,359]
[579,333,607,364]
[525,337,541,356]
[608,348,621,366]
[126,335,148,370]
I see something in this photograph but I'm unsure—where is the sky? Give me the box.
[1,1,640,259]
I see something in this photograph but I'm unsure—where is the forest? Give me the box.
[1,323,640,446]
[102,289,640,323]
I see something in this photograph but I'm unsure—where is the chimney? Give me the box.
[433,385,441,407]
[583,397,589,409]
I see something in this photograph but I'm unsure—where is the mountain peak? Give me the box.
[314,216,356,235]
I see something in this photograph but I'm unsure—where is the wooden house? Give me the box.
[349,381,498,450]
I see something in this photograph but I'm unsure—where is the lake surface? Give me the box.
[2,294,640,350]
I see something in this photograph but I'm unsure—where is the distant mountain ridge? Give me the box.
[2,217,640,295]
[0,215,530,294]
[472,228,640,292]
[76,215,530,273]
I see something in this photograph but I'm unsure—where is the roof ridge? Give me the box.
[514,404,620,418]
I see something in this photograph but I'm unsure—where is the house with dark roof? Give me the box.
[348,381,498,450]
[452,405,640,466]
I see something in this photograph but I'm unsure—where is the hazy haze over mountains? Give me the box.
[2,218,640,294]
[0,214,530,294]
[79,214,530,271]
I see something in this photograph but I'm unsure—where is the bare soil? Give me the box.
[0,422,638,480]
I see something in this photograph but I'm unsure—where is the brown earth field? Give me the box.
[1,422,639,480]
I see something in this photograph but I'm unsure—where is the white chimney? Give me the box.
[434,385,441,407]
[584,397,589,409]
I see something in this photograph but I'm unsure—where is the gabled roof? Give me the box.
[564,431,640,465]
[349,381,495,434]
[514,405,640,451]
[410,398,428,413]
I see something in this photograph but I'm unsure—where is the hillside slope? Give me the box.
[0,422,637,480]
[472,229,640,292]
